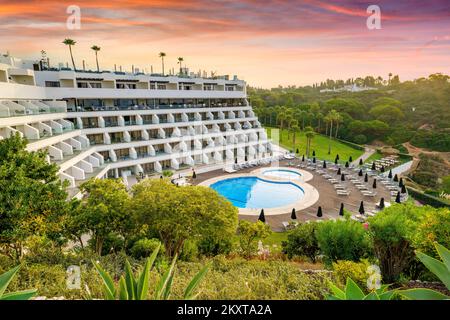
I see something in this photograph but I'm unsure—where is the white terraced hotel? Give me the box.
[0,55,272,197]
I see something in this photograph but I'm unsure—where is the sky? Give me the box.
[0,0,449,88]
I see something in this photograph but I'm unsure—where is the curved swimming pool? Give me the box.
[210,176,305,209]
[262,169,302,180]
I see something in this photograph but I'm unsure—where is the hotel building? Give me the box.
[0,55,272,197]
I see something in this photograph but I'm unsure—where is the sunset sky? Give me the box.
[0,0,449,87]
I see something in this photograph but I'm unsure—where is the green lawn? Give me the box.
[266,127,364,163]
[261,232,289,253]
[364,151,383,164]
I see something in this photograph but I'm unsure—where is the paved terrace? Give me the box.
[191,159,393,232]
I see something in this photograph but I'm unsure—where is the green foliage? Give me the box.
[130,238,164,259]
[411,208,450,259]
[0,134,69,261]
[282,222,320,262]
[332,260,371,289]
[69,178,132,255]
[410,130,450,152]
[197,236,234,256]
[327,278,396,300]
[131,179,238,257]
[0,265,36,300]
[93,244,209,300]
[237,220,272,258]
[353,134,367,145]
[398,243,450,300]
[368,203,422,282]
[162,170,173,177]
[315,219,372,265]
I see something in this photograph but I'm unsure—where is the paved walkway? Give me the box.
[352,147,375,166]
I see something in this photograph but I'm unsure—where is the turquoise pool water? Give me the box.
[210,176,305,209]
[262,169,302,180]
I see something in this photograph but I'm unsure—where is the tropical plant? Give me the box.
[93,244,209,300]
[159,52,166,75]
[177,57,184,74]
[282,222,319,262]
[0,265,37,300]
[398,242,450,300]
[327,278,396,300]
[304,126,315,158]
[237,220,271,258]
[62,38,77,70]
[91,45,101,72]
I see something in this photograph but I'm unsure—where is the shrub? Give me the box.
[198,236,235,257]
[282,222,320,262]
[315,219,372,265]
[332,260,371,289]
[130,238,164,259]
[237,220,272,258]
[88,232,125,256]
[179,240,199,262]
[411,207,450,259]
[353,134,367,145]
[368,203,422,283]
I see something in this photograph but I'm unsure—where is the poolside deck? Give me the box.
[192,159,393,231]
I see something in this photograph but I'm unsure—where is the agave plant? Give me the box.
[93,243,209,300]
[398,242,450,300]
[327,278,396,300]
[0,265,37,300]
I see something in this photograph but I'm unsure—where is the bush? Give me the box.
[408,187,449,208]
[282,222,320,262]
[198,236,235,256]
[315,219,373,265]
[353,134,367,145]
[332,260,371,289]
[368,203,422,283]
[88,232,125,256]
[237,220,272,258]
[130,238,164,259]
[179,240,199,262]
[411,207,450,259]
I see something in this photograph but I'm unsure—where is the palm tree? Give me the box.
[91,45,101,72]
[334,112,343,139]
[388,72,392,85]
[291,124,299,152]
[285,114,293,139]
[63,38,76,70]
[305,126,315,158]
[316,112,323,132]
[159,52,166,75]
[177,57,184,75]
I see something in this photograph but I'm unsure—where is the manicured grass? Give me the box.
[261,232,289,252]
[266,127,364,163]
[364,151,383,164]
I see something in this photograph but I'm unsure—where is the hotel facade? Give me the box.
[0,55,271,196]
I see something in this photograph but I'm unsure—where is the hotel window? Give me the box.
[45,81,60,87]
[116,83,126,89]
[157,84,166,90]
[77,82,89,88]
[225,85,235,91]
[90,82,102,88]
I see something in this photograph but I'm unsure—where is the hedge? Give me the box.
[336,139,365,151]
[408,187,450,208]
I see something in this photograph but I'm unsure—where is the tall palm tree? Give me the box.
[334,112,343,139]
[91,45,101,72]
[159,52,166,75]
[63,38,76,70]
[305,126,315,158]
[291,124,299,152]
[388,72,392,85]
[177,57,184,75]
[316,112,323,132]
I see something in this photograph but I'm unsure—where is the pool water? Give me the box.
[210,176,305,209]
[262,169,302,180]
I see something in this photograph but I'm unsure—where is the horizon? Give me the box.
[1,0,449,88]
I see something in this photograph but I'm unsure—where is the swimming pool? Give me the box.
[210,176,305,209]
[262,169,302,180]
